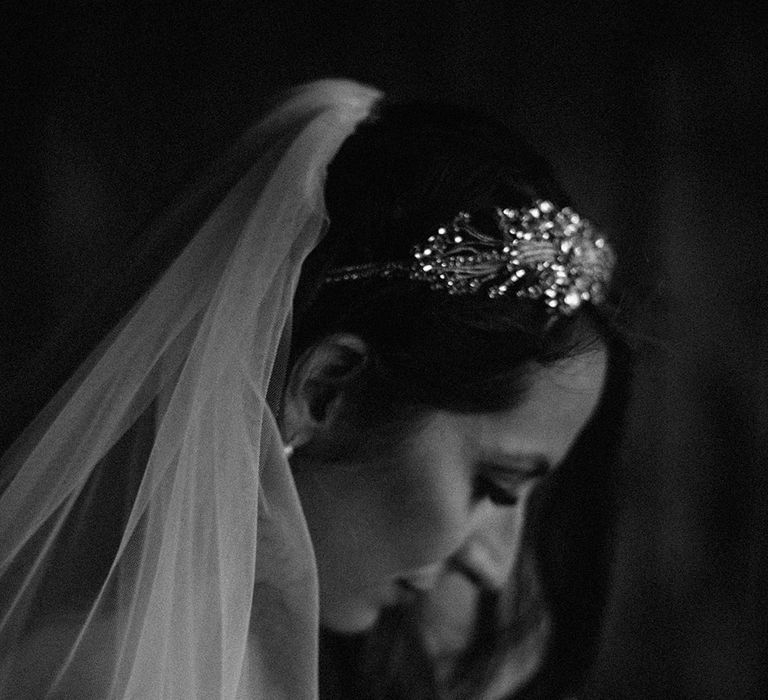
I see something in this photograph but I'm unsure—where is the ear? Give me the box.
[281,334,369,451]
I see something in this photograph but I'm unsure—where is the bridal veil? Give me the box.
[0,79,381,698]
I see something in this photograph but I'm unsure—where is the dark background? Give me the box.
[3,2,767,697]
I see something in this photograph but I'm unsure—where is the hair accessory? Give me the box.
[324,200,614,315]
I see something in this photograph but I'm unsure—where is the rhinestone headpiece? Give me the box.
[324,200,615,316]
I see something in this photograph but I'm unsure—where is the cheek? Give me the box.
[294,466,387,575]
[304,463,470,584]
[294,435,475,591]
[377,454,472,570]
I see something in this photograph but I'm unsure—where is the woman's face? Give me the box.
[292,348,607,633]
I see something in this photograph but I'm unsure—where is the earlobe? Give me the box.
[281,334,368,453]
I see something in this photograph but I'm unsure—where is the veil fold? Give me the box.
[0,79,381,699]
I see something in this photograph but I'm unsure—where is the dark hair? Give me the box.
[292,99,618,417]
[299,98,630,699]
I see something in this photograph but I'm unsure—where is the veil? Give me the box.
[0,79,381,698]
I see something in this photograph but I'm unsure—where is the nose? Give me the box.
[449,481,537,590]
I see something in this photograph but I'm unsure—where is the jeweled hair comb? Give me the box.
[324,200,615,316]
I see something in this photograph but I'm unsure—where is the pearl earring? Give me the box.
[283,435,305,459]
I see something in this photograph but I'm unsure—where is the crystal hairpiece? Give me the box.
[324,200,614,315]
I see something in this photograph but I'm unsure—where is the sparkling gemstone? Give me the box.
[565,291,580,308]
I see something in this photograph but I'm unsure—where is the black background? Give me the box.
[3,2,767,697]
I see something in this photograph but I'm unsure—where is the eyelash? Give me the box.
[473,460,550,507]
[472,473,520,506]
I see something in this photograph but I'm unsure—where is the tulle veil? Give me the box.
[0,79,381,698]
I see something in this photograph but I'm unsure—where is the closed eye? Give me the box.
[472,459,550,506]
[473,473,520,505]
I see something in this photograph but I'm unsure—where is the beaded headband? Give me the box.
[324,200,614,316]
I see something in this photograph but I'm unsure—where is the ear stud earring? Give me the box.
[282,435,306,459]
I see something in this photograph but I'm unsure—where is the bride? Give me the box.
[0,80,627,698]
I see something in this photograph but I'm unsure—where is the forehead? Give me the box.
[418,348,608,467]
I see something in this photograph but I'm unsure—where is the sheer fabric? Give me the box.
[0,80,380,698]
